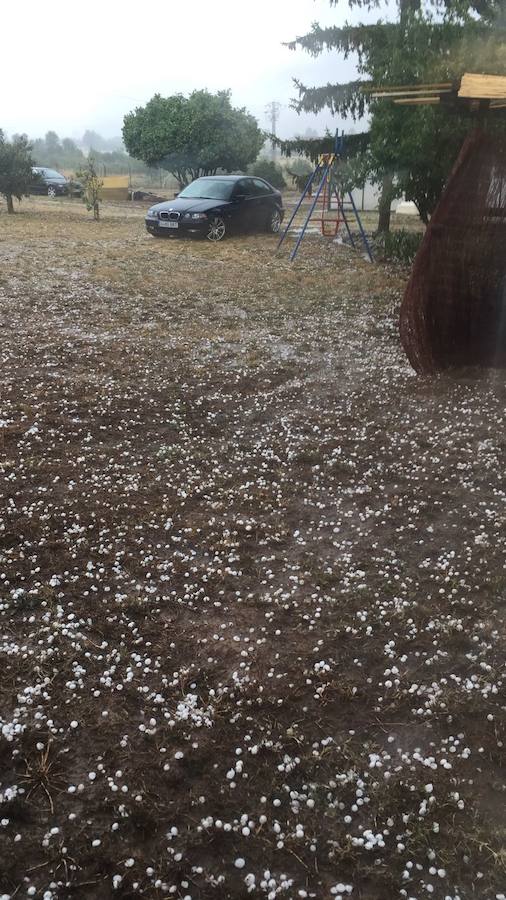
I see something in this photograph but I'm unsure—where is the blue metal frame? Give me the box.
[288,160,333,262]
[277,162,323,251]
[344,191,374,262]
[337,194,356,249]
[276,131,374,263]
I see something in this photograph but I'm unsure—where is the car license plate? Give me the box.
[159,221,178,229]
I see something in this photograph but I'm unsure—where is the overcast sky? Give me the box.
[1,0,380,141]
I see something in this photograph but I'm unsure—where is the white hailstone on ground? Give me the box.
[234,857,246,869]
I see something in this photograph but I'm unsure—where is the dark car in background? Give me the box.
[145,175,284,242]
[31,167,82,198]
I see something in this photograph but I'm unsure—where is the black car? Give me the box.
[31,167,82,198]
[145,175,284,242]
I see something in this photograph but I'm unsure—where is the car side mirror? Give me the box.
[174,192,179,198]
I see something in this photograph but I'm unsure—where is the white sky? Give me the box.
[1,0,374,141]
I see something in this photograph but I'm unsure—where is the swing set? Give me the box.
[277,133,374,263]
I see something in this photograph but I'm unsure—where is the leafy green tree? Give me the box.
[249,159,286,189]
[30,132,147,176]
[0,131,35,214]
[289,1,506,230]
[43,130,61,166]
[90,148,152,176]
[123,90,265,187]
[76,156,103,220]
[81,129,107,151]
[62,137,79,155]
[32,132,85,171]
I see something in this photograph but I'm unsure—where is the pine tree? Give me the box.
[288,0,506,230]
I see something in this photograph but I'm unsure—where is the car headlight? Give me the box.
[184,212,208,220]
[147,208,158,218]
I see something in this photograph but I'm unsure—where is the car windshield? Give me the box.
[178,179,235,201]
[43,169,66,180]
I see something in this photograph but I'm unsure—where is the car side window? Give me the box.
[253,179,272,195]
[235,179,253,198]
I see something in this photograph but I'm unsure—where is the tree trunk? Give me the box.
[6,194,14,214]
[93,201,100,221]
[377,173,394,235]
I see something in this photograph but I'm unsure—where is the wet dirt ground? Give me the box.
[0,197,505,899]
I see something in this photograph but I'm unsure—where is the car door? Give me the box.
[31,168,45,195]
[250,179,276,230]
[231,178,257,231]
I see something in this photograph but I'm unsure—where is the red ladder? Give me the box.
[319,171,341,237]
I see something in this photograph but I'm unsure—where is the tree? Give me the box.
[276,131,370,194]
[76,156,103,220]
[44,130,61,166]
[288,1,506,230]
[122,90,265,187]
[30,132,146,176]
[62,137,79,155]
[81,129,107,152]
[0,131,35,214]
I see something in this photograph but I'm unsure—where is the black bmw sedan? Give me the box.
[31,167,82,198]
[145,175,284,242]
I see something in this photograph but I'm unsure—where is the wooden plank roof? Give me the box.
[368,73,506,108]
[458,73,506,100]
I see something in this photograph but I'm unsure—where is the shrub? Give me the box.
[286,158,313,191]
[249,160,286,189]
[76,157,103,221]
[375,228,423,264]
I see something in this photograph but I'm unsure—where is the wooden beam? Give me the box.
[394,97,441,105]
[372,88,450,99]
[366,82,452,93]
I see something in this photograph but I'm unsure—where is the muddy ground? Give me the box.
[0,197,505,900]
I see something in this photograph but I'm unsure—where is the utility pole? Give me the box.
[265,101,282,160]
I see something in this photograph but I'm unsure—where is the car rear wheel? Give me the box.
[206,216,226,242]
[47,186,57,198]
[266,208,282,234]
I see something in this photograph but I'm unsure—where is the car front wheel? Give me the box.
[266,208,282,234]
[47,186,57,198]
[206,216,226,242]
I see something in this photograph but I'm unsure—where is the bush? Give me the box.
[76,157,103,221]
[249,160,286,189]
[286,159,313,192]
[375,228,423,264]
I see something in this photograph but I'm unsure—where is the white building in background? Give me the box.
[393,199,419,216]
[349,183,420,216]
[350,181,380,211]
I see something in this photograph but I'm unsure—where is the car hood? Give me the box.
[149,197,230,214]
